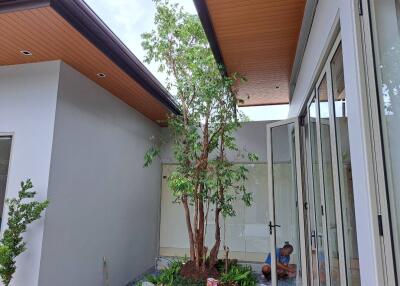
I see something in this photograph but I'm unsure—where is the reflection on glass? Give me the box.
[318,77,341,285]
[271,124,302,285]
[372,0,400,281]
[0,137,11,228]
[160,163,270,261]
[331,45,360,285]
[243,164,269,262]
[309,98,327,286]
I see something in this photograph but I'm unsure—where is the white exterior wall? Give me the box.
[0,62,60,286]
[289,0,380,284]
[37,62,162,286]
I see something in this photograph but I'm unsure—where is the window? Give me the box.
[0,136,12,228]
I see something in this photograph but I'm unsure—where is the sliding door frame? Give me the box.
[315,71,333,286]
[305,93,322,286]
[302,35,350,286]
[357,0,398,284]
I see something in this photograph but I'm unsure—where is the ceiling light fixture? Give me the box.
[20,50,33,56]
[97,73,107,78]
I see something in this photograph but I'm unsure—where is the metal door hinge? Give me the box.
[378,215,384,236]
[321,205,324,216]
[300,117,305,126]
[359,0,364,16]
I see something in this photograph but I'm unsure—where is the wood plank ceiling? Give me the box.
[0,6,173,123]
[205,0,306,106]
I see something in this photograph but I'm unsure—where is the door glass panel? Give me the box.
[0,136,12,228]
[309,99,326,286]
[318,76,341,285]
[331,45,361,285]
[371,0,400,280]
[270,123,302,285]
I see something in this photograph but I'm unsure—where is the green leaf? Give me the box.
[0,179,48,286]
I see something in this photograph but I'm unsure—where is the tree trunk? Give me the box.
[209,206,221,268]
[209,130,226,268]
[182,196,195,260]
[198,196,205,270]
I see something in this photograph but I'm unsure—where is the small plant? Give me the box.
[141,259,203,286]
[219,265,257,286]
[146,260,182,285]
[0,179,49,286]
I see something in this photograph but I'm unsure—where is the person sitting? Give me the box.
[262,244,296,280]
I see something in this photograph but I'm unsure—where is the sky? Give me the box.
[84,0,288,121]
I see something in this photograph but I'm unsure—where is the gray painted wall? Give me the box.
[38,62,162,286]
[0,61,60,286]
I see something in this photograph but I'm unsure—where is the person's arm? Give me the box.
[277,262,296,273]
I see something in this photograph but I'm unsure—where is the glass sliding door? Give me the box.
[330,44,360,285]
[317,76,341,286]
[267,119,307,286]
[303,110,317,286]
[300,36,360,286]
[369,0,400,283]
[307,96,327,286]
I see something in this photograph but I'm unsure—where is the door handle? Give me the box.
[269,221,281,235]
[311,230,316,246]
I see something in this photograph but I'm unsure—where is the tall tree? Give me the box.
[143,0,257,274]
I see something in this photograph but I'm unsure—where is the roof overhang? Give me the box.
[194,0,307,106]
[0,0,180,123]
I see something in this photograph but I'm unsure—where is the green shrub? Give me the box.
[0,179,49,286]
[220,264,257,286]
[142,259,203,286]
[145,260,182,285]
[141,259,257,286]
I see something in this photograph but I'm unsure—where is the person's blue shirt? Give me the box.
[265,248,290,265]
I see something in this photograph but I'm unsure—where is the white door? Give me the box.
[267,118,308,286]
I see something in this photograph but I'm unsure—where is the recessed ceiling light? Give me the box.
[20,50,33,56]
[97,73,106,78]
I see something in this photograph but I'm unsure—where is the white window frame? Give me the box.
[0,133,14,233]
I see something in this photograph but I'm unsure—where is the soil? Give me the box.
[180,261,219,281]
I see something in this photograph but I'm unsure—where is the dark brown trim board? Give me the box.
[193,0,227,77]
[0,0,49,13]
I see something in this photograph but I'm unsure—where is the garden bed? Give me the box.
[136,259,259,286]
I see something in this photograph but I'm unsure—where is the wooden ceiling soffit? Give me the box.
[194,0,306,106]
[0,0,180,123]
